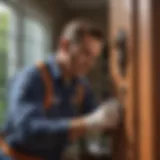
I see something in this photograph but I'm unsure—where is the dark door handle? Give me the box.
[115,30,128,77]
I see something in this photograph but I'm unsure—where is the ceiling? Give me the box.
[8,0,106,16]
[62,0,107,9]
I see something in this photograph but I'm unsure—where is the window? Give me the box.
[23,18,51,66]
[0,2,52,125]
[0,3,14,124]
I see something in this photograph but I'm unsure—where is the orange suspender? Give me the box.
[36,61,53,110]
[36,61,85,112]
[0,62,53,160]
[0,138,42,160]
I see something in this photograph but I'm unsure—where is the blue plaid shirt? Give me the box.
[3,56,97,160]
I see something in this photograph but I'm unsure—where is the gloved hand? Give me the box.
[84,98,121,131]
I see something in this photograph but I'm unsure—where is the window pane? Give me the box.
[0,3,10,125]
[23,18,49,66]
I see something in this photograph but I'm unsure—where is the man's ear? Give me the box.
[59,39,70,52]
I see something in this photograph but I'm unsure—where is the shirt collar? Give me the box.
[48,55,61,79]
[48,54,80,85]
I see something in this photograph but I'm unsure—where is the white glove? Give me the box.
[84,98,121,131]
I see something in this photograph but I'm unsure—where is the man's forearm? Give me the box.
[69,117,87,141]
[69,99,121,141]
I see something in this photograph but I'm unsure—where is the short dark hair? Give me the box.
[61,19,104,43]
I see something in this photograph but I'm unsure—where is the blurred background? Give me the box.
[0,0,113,159]
[0,0,158,160]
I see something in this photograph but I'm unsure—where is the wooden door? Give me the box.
[109,0,137,159]
[108,0,156,160]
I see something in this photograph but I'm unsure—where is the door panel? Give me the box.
[108,0,157,160]
[109,0,138,160]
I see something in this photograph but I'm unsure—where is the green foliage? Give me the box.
[0,12,9,124]
[0,100,6,125]
[0,12,9,29]
[0,12,9,54]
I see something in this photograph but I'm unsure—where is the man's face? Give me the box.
[68,35,103,77]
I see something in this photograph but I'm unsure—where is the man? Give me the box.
[0,20,121,160]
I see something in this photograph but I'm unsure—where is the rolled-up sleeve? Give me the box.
[8,66,70,148]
